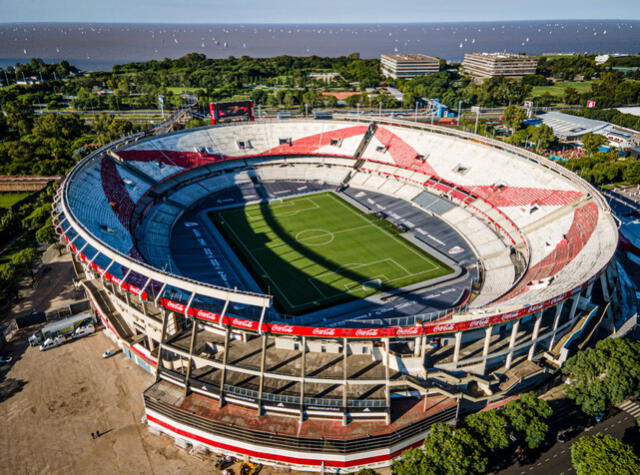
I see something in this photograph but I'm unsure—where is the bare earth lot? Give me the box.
[0,247,297,475]
[0,332,210,474]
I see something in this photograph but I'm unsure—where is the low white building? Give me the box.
[538,111,639,148]
[380,54,440,79]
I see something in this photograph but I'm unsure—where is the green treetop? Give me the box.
[571,434,640,475]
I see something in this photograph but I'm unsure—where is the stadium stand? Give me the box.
[56,117,620,474]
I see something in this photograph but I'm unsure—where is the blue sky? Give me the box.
[0,0,638,23]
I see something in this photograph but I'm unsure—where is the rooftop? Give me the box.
[465,52,537,60]
[538,111,609,138]
[381,54,439,62]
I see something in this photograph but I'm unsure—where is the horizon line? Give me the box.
[1,18,640,25]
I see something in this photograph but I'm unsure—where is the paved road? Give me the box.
[496,409,637,475]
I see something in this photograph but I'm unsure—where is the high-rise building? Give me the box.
[462,53,539,80]
[380,54,440,79]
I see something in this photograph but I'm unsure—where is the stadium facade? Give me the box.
[53,115,620,472]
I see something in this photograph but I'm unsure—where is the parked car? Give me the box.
[72,324,95,339]
[0,356,12,365]
[40,335,66,351]
[101,349,117,359]
[557,426,580,443]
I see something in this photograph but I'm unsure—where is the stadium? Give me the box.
[53,103,620,472]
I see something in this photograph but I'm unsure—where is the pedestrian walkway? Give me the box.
[618,400,640,418]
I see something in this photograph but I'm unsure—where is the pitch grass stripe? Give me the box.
[326,193,440,272]
[216,195,435,306]
[210,192,452,315]
[216,214,300,310]
[214,193,448,312]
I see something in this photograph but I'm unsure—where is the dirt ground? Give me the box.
[0,247,371,475]
[0,248,300,475]
[6,245,84,320]
[0,331,215,474]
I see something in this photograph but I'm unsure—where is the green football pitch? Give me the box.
[209,192,453,315]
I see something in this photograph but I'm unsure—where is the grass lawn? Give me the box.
[0,192,30,209]
[210,192,452,315]
[531,80,595,98]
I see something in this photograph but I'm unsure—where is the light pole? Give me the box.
[158,95,165,119]
[471,106,480,135]
[457,100,463,127]
[414,100,418,123]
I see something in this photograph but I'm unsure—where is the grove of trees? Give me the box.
[562,338,640,416]
[392,393,552,475]
[571,434,640,475]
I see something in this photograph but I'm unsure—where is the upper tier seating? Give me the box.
[66,157,141,255]
[64,119,614,316]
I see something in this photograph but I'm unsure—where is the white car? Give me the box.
[40,335,66,351]
[73,324,95,338]
[102,349,117,359]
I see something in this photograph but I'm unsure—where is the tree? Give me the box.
[345,94,363,108]
[36,222,55,245]
[249,88,268,105]
[391,447,437,475]
[33,113,85,140]
[283,92,297,107]
[571,434,640,475]
[22,203,51,230]
[535,92,558,107]
[563,86,582,105]
[623,160,640,184]
[502,105,527,132]
[502,393,552,449]
[562,338,640,416]
[506,128,529,147]
[2,100,35,136]
[52,242,65,256]
[581,132,608,155]
[93,114,136,145]
[422,423,488,474]
[0,262,18,303]
[11,247,40,284]
[530,124,556,152]
[522,74,550,87]
[355,469,378,475]
[392,423,488,474]
[323,94,338,108]
[302,90,319,108]
[0,262,17,284]
[465,410,510,452]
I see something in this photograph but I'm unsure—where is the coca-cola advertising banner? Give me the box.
[64,232,604,340]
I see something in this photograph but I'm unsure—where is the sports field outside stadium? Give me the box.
[210,192,453,315]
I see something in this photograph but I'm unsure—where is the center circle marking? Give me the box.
[295,229,334,246]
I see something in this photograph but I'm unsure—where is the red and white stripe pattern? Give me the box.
[145,409,427,472]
